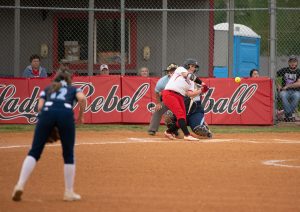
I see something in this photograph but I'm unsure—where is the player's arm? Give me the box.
[154,92,163,111]
[37,89,47,112]
[76,91,87,124]
[186,73,202,84]
[186,89,202,98]
[199,82,209,94]
[175,67,188,78]
[37,98,45,112]
[154,79,165,111]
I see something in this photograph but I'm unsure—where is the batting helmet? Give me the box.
[183,58,199,70]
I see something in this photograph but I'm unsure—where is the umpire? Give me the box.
[148,63,178,135]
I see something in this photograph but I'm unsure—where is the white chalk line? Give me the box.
[0,138,300,150]
[0,139,176,149]
[262,159,300,169]
[273,139,300,143]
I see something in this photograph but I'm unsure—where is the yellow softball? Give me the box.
[235,77,241,83]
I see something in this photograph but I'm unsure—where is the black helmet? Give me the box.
[183,58,199,70]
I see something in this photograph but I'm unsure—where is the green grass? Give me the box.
[209,125,300,133]
[0,124,35,132]
[0,124,300,133]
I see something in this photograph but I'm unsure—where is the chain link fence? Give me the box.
[276,7,300,122]
[1,0,300,122]
[0,0,216,77]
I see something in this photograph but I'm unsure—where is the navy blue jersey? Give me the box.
[29,84,82,163]
[39,85,81,109]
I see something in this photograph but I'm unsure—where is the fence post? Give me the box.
[14,0,20,77]
[269,0,277,124]
[120,0,126,75]
[228,0,234,78]
[88,0,95,76]
[269,0,276,78]
[161,0,168,77]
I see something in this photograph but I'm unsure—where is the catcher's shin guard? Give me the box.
[193,123,212,138]
[164,110,179,136]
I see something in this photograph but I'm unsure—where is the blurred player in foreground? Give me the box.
[12,71,86,202]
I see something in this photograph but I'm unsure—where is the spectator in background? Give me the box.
[99,64,110,76]
[250,69,260,78]
[52,59,79,77]
[276,55,300,122]
[23,54,47,78]
[138,67,149,77]
[148,63,178,135]
[57,59,71,74]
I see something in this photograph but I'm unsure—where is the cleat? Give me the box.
[12,185,23,202]
[148,131,156,136]
[164,131,176,140]
[207,133,213,138]
[63,191,81,201]
[184,135,199,141]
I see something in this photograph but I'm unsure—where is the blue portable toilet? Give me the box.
[213,23,261,78]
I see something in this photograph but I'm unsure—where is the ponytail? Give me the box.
[50,71,72,93]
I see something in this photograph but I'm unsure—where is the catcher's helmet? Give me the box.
[183,58,199,70]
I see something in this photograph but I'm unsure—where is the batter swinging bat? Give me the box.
[187,97,194,115]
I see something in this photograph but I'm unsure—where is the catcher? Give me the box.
[12,71,86,202]
[164,81,212,139]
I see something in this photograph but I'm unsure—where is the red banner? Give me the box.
[88,75,122,123]
[122,76,152,123]
[0,76,273,125]
[205,78,273,125]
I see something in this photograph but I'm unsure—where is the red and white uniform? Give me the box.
[164,67,195,95]
[162,66,195,122]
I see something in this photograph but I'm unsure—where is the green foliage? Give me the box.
[213,0,300,56]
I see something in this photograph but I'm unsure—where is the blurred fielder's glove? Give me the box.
[46,127,60,143]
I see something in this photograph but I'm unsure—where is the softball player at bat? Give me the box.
[12,71,86,202]
[162,59,203,141]
[165,83,213,139]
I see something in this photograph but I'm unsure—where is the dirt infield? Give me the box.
[1,130,300,212]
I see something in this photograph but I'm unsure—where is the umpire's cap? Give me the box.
[183,58,199,69]
[164,63,178,72]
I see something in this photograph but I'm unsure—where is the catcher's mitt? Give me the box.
[46,127,60,143]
